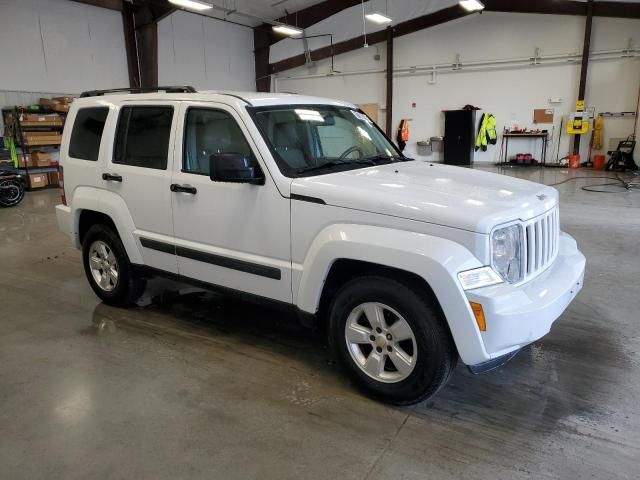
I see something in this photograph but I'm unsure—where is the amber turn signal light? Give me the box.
[470,302,486,331]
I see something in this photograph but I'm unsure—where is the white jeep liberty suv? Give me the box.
[56,86,586,404]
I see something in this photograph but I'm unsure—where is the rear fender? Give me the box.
[70,187,143,264]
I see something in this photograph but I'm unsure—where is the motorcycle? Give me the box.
[0,170,25,208]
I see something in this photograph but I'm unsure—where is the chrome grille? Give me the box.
[523,207,559,281]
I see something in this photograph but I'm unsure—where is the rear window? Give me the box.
[68,107,109,161]
[114,106,173,170]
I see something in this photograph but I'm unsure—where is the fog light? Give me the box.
[470,302,486,331]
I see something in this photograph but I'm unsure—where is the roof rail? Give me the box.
[79,86,197,98]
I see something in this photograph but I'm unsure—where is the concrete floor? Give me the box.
[1,167,639,479]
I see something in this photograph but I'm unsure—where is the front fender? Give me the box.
[295,224,490,365]
[70,187,143,264]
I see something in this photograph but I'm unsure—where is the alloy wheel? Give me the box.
[88,240,119,292]
[344,302,417,383]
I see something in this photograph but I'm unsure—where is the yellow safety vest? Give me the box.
[475,113,497,152]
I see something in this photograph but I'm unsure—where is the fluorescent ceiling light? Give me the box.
[365,12,392,24]
[169,0,213,11]
[272,24,304,36]
[459,0,485,12]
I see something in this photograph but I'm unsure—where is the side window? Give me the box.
[68,107,109,161]
[183,108,253,175]
[114,106,173,170]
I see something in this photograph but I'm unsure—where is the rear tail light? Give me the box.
[59,165,67,206]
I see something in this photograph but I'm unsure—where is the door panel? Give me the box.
[171,102,292,303]
[102,102,179,273]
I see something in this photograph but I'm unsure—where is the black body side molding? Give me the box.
[290,194,326,205]
[139,238,281,280]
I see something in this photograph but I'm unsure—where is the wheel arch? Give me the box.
[295,224,491,365]
[70,187,143,264]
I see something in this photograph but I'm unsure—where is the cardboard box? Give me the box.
[53,96,74,104]
[27,173,49,189]
[40,98,58,106]
[32,151,52,166]
[48,170,60,186]
[52,104,70,113]
[18,154,35,168]
[23,133,62,146]
[20,113,63,127]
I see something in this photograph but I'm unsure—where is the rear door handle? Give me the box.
[102,173,122,182]
[170,184,197,195]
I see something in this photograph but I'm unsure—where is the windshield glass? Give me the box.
[249,105,407,177]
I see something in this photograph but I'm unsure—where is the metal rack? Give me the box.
[1,106,65,189]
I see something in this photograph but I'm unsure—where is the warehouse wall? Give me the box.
[0,0,129,93]
[158,10,255,92]
[0,0,128,134]
[274,11,640,164]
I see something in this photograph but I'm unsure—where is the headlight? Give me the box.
[491,224,523,283]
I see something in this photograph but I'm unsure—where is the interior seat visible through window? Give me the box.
[272,122,308,169]
[183,108,254,175]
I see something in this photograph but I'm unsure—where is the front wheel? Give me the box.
[82,224,145,307]
[329,276,457,405]
[0,179,24,207]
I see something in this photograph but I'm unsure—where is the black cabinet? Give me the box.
[443,110,476,166]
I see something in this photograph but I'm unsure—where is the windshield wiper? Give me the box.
[361,154,413,163]
[297,158,375,174]
[296,154,411,175]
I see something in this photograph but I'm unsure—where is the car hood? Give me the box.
[290,162,558,233]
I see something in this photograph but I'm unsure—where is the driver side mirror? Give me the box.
[209,153,265,185]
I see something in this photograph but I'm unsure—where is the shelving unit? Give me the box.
[1,106,66,190]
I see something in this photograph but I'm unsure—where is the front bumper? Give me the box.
[466,231,585,361]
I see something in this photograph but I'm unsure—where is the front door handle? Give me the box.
[170,184,197,195]
[102,173,122,182]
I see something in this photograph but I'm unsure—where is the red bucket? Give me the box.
[568,154,580,169]
[593,154,605,170]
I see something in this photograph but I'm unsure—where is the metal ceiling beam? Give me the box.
[592,1,640,18]
[270,4,472,74]
[264,0,362,43]
[483,0,640,18]
[69,0,123,11]
[269,0,640,75]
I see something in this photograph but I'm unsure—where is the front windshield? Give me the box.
[250,105,407,177]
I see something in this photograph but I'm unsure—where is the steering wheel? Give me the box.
[338,146,364,160]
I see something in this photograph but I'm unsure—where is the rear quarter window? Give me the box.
[68,107,109,161]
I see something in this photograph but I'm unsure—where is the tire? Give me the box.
[329,276,457,405]
[0,179,24,207]
[82,224,146,307]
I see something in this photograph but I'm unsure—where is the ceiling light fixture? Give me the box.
[365,12,393,24]
[459,0,485,12]
[169,0,213,11]
[272,24,304,36]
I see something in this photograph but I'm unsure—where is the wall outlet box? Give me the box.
[549,97,563,104]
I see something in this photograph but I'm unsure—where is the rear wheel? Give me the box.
[82,224,145,307]
[329,276,457,405]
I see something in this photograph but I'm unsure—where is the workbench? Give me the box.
[498,132,549,166]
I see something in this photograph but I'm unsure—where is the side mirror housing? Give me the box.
[209,153,265,185]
